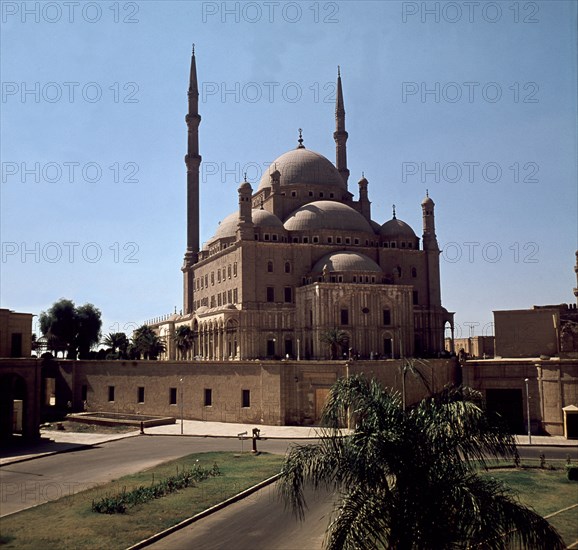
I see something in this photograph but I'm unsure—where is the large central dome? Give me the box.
[258,148,345,191]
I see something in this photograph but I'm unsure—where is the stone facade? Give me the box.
[463,358,578,437]
[0,308,33,358]
[54,358,458,426]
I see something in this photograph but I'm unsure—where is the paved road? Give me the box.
[148,483,335,550]
[0,435,300,517]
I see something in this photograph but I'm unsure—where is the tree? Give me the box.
[173,325,194,360]
[101,332,129,358]
[132,325,166,360]
[279,376,564,550]
[75,303,102,359]
[320,328,349,360]
[39,299,102,359]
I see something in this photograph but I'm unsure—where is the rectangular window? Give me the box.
[341,309,349,325]
[383,309,391,325]
[413,291,419,305]
[242,389,251,408]
[233,288,238,303]
[384,338,393,356]
[10,333,22,357]
[81,384,88,402]
[267,287,275,302]
[108,386,115,402]
[204,388,212,407]
[138,387,145,403]
[284,287,292,303]
[345,237,351,244]
[336,237,342,244]
[170,387,177,405]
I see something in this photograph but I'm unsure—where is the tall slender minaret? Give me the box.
[182,45,201,314]
[334,66,349,189]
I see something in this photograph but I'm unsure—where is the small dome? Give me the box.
[284,201,373,233]
[238,181,252,193]
[213,211,238,240]
[258,148,345,191]
[252,209,284,229]
[212,209,284,240]
[380,218,417,239]
[312,251,383,273]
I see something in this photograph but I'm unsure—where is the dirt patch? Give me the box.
[41,421,137,434]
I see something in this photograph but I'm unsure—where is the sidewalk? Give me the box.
[1,421,575,466]
[0,420,334,466]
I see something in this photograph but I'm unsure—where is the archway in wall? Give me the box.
[0,374,27,439]
[444,320,454,354]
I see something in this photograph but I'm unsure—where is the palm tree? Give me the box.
[320,328,349,360]
[173,325,194,360]
[279,376,564,550]
[132,325,166,360]
[101,332,129,357]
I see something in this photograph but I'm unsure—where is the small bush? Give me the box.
[566,465,578,481]
[91,464,221,514]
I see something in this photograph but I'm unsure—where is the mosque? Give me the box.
[155,49,455,361]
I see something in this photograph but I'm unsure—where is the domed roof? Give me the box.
[284,201,374,233]
[421,195,434,207]
[213,209,284,240]
[258,148,345,191]
[381,217,417,239]
[312,251,383,273]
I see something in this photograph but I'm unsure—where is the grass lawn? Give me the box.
[482,467,578,547]
[0,451,284,550]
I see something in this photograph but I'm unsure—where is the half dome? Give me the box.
[380,218,417,239]
[212,209,284,240]
[284,201,373,233]
[312,251,383,273]
[258,148,345,191]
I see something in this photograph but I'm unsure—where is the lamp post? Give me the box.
[524,378,531,445]
[179,377,184,435]
[297,338,300,361]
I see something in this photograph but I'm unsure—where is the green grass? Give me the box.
[0,451,284,550]
[481,467,578,547]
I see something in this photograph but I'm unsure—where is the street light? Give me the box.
[524,378,531,445]
[179,378,184,435]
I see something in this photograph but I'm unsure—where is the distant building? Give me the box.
[0,309,40,440]
[445,336,494,359]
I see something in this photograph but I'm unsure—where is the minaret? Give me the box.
[334,66,349,189]
[574,250,578,305]
[182,45,202,314]
[421,190,438,252]
[358,173,371,221]
[237,176,254,240]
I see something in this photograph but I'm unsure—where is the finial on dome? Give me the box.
[426,189,429,197]
[338,65,341,77]
[192,43,195,55]
[297,128,304,148]
[260,196,264,210]
[244,172,248,181]
[362,171,364,177]
[392,204,396,219]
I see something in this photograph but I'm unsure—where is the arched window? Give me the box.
[284,261,291,273]
[411,267,417,278]
[267,261,274,273]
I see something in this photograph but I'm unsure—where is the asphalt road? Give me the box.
[0,435,300,517]
[148,483,335,550]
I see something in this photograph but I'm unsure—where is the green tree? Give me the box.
[320,328,349,360]
[279,376,564,550]
[39,299,102,359]
[101,332,129,358]
[132,325,166,360]
[173,325,194,360]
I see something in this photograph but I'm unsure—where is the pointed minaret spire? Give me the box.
[334,66,349,189]
[182,45,202,314]
[392,204,396,219]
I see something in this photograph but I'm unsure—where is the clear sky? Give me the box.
[1,0,577,340]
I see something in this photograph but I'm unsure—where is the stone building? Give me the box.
[154,50,454,361]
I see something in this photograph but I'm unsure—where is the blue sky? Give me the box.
[1,0,576,340]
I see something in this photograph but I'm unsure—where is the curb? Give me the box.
[126,473,282,550]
